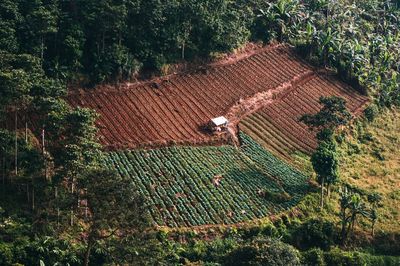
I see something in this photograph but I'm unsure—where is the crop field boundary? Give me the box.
[64,43,368,151]
[67,43,285,96]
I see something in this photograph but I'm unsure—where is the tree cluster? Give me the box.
[0,0,255,83]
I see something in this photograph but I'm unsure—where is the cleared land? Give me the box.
[105,133,309,227]
[67,44,368,152]
[67,44,313,150]
[240,73,369,161]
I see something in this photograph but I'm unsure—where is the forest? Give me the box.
[1,0,400,265]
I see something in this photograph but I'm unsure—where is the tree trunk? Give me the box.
[27,183,29,203]
[32,184,35,211]
[84,238,94,266]
[372,222,375,237]
[25,119,28,143]
[340,210,347,244]
[102,31,105,53]
[181,42,185,60]
[41,35,44,63]
[327,184,331,199]
[42,128,48,180]
[14,110,18,176]
[54,186,60,229]
[320,177,325,209]
[2,156,5,185]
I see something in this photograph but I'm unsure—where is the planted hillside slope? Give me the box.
[104,133,309,228]
[67,44,312,150]
[240,73,369,161]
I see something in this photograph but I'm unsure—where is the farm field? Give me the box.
[104,133,309,227]
[240,73,369,161]
[67,44,313,150]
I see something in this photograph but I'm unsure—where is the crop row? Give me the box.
[104,134,309,227]
[240,74,369,161]
[67,45,311,150]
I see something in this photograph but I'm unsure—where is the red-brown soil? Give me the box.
[65,44,368,151]
[239,72,369,160]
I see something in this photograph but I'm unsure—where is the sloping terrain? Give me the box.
[105,133,309,227]
[240,73,369,161]
[67,44,312,150]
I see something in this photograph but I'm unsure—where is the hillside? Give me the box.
[105,133,308,227]
[66,44,368,152]
[240,73,369,161]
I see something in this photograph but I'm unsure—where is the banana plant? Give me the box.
[339,187,370,244]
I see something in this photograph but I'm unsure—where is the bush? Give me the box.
[364,104,379,122]
[263,190,292,203]
[323,248,400,266]
[301,248,325,266]
[223,237,301,266]
[290,219,336,251]
[302,248,400,266]
[0,243,13,266]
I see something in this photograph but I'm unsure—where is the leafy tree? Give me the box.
[0,0,21,53]
[300,96,352,140]
[224,237,301,266]
[311,140,339,209]
[18,0,58,62]
[301,96,351,208]
[81,168,150,266]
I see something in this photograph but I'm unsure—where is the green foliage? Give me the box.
[301,96,352,134]
[302,247,400,266]
[0,243,13,266]
[312,141,338,186]
[91,44,142,83]
[323,247,400,266]
[301,248,325,266]
[81,168,150,265]
[0,0,256,81]
[339,187,370,243]
[105,133,309,227]
[224,237,301,266]
[290,219,336,251]
[364,104,379,122]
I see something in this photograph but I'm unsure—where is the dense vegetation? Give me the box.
[105,133,308,227]
[1,0,399,265]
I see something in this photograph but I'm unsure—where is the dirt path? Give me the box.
[224,70,316,146]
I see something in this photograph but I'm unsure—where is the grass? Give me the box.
[339,108,400,233]
[289,107,400,236]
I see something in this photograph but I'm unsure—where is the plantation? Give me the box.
[104,133,309,227]
[1,0,399,264]
[240,73,369,161]
[66,44,312,150]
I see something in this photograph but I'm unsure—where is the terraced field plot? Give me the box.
[68,44,312,150]
[240,73,369,161]
[105,133,309,227]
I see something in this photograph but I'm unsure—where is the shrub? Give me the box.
[301,248,325,266]
[323,248,400,266]
[223,237,301,266]
[0,243,13,266]
[290,219,336,251]
[364,104,379,122]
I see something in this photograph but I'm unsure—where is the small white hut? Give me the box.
[209,116,229,132]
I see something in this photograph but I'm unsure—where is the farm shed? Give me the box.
[210,116,229,132]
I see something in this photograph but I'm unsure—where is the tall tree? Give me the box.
[301,96,352,208]
[81,168,149,266]
[311,140,339,208]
